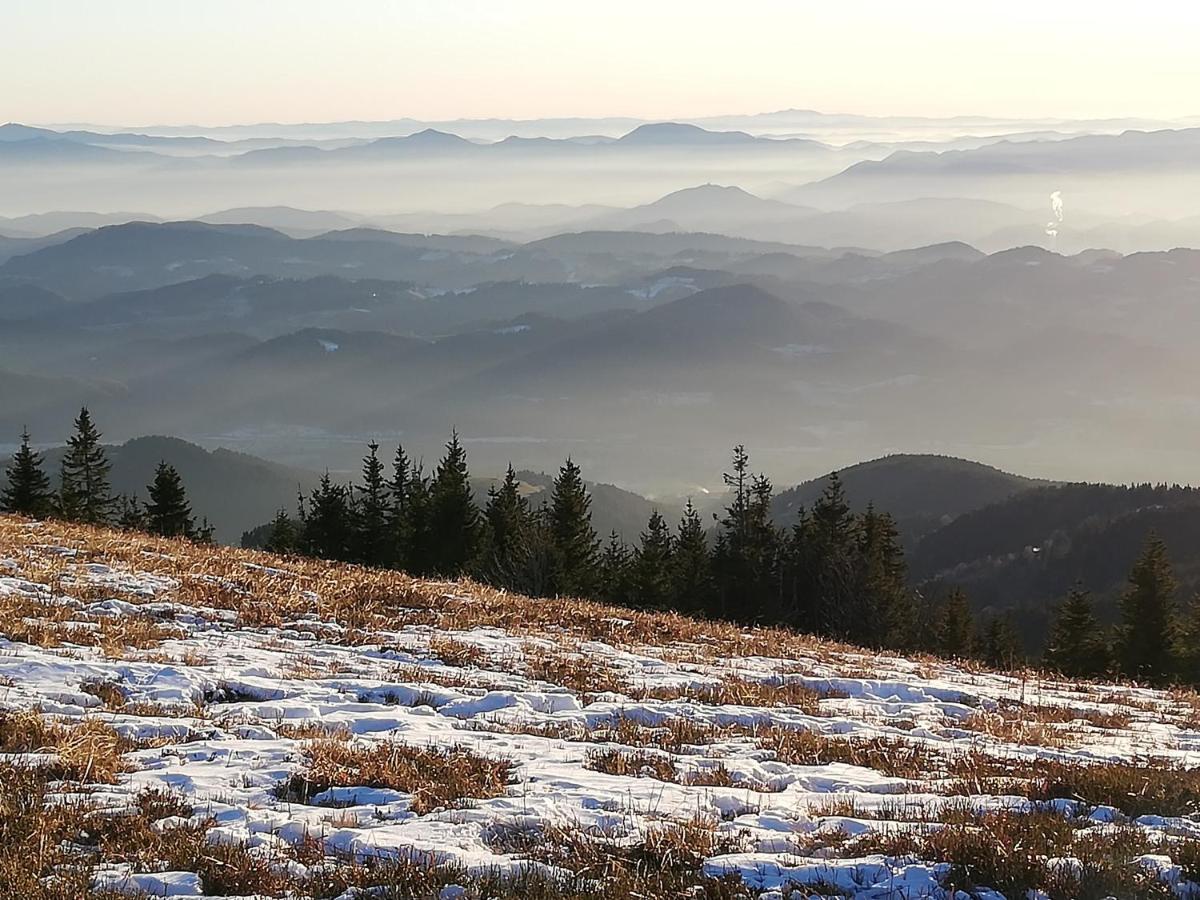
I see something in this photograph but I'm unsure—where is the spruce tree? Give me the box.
[264,507,298,554]
[1175,594,1200,685]
[1117,533,1178,684]
[857,506,915,649]
[303,472,352,561]
[631,510,673,609]
[801,472,858,637]
[354,441,392,566]
[598,530,632,605]
[2,428,54,517]
[976,615,1022,670]
[403,460,433,574]
[933,589,975,658]
[547,457,599,597]
[144,461,195,538]
[388,444,413,564]
[58,407,115,525]
[194,518,215,545]
[481,464,530,587]
[713,446,779,621]
[1045,585,1110,677]
[671,499,713,614]
[426,430,482,575]
[116,495,144,531]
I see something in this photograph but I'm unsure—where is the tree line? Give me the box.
[1,409,212,542]
[3,413,1190,686]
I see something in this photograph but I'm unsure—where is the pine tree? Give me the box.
[354,441,392,566]
[264,507,298,554]
[1117,533,1178,684]
[547,457,598,597]
[426,430,482,576]
[976,615,1022,670]
[933,589,975,658]
[631,510,673,609]
[303,472,352,560]
[58,407,115,525]
[671,499,713,614]
[2,427,54,517]
[144,461,195,538]
[1045,585,1110,677]
[480,464,530,587]
[598,530,632,605]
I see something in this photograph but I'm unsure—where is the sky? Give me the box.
[5,0,1199,126]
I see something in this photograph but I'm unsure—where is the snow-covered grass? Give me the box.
[3,514,1200,898]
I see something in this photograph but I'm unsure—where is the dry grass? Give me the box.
[277,738,516,815]
[631,676,834,712]
[0,515,851,675]
[961,703,1134,749]
[484,815,755,898]
[758,727,947,779]
[585,747,678,781]
[79,678,126,709]
[0,709,130,783]
[584,747,763,790]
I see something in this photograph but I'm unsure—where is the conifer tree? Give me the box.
[713,446,779,621]
[194,518,215,545]
[116,495,144,531]
[388,444,413,563]
[671,499,713,614]
[976,615,1022,669]
[632,510,673,609]
[933,588,975,658]
[303,472,352,561]
[1117,533,1178,684]
[402,460,433,574]
[354,441,392,566]
[1175,594,1200,685]
[264,507,298,554]
[547,457,598,597]
[2,428,53,517]
[598,530,632,605]
[58,407,115,525]
[800,472,858,637]
[480,464,530,587]
[857,506,915,649]
[1045,585,1110,677]
[144,461,195,538]
[426,430,481,575]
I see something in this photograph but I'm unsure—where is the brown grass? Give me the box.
[0,515,851,676]
[277,738,515,815]
[585,747,677,781]
[631,676,834,712]
[0,710,130,783]
[758,727,947,779]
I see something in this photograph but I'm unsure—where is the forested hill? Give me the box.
[772,454,1045,547]
[913,482,1200,622]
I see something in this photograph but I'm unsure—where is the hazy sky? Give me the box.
[6,0,1199,126]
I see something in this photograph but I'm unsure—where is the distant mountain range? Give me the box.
[5,219,1200,487]
[7,114,1200,233]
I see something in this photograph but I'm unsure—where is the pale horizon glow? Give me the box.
[4,0,1200,127]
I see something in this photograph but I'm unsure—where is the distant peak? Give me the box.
[618,122,754,144]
